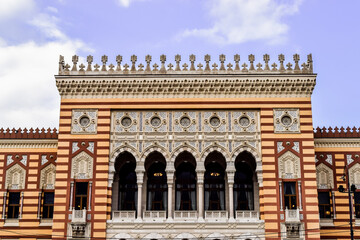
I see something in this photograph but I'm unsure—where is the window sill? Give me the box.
[355,219,360,226]
[39,218,53,226]
[319,218,334,227]
[4,219,19,227]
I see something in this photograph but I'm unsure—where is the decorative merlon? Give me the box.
[58,54,314,75]
[314,127,360,138]
[0,128,58,139]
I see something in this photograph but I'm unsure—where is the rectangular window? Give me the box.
[75,182,88,210]
[355,192,360,218]
[318,191,332,218]
[7,192,20,219]
[42,192,54,219]
[284,182,297,209]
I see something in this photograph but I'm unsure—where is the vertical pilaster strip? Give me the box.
[2,192,6,219]
[298,181,302,210]
[69,181,74,210]
[88,181,92,210]
[37,191,42,219]
[279,181,283,211]
[19,191,24,219]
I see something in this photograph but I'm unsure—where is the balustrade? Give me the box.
[205,211,228,220]
[143,211,166,220]
[173,211,198,220]
[72,208,86,223]
[112,211,136,221]
[285,208,300,222]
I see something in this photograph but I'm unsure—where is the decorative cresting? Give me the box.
[71,109,98,134]
[274,109,300,133]
[5,164,26,189]
[40,164,56,189]
[0,128,58,139]
[56,54,316,98]
[316,163,334,189]
[59,54,313,75]
[71,151,94,179]
[349,163,360,188]
[278,151,301,179]
[314,126,360,138]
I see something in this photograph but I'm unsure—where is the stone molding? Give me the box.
[278,151,301,179]
[0,139,58,149]
[56,75,316,98]
[314,138,360,148]
[316,163,334,189]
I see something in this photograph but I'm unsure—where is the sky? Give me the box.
[0,0,359,129]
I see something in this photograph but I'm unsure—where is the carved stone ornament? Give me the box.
[273,109,300,133]
[5,164,26,189]
[278,151,301,179]
[71,151,93,179]
[349,163,360,188]
[316,163,334,189]
[71,109,98,134]
[40,163,56,189]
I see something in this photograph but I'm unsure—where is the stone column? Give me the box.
[2,192,7,219]
[166,168,174,220]
[136,170,144,220]
[227,171,235,221]
[297,181,302,210]
[197,170,205,221]
[19,192,24,219]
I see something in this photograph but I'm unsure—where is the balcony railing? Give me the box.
[285,208,300,222]
[174,211,198,220]
[112,211,136,221]
[72,208,86,223]
[236,211,260,221]
[205,211,228,220]
[143,211,166,220]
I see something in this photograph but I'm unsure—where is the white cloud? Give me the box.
[181,0,303,45]
[0,6,92,128]
[116,0,148,7]
[0,0,35,20]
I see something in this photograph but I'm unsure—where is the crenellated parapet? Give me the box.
[58,54,314,75]
[314,127,360,138]
[0,128,58,139]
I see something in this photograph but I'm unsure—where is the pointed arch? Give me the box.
[200,144,230,165]
[278,151,301,179]
[170,144,199,164]
[174,233,197,240]
[40,163,56,189]
[349,163,360,187]
[205,232,226,240]
[316,163,334,189]
[112,232,134,240]
[71,151,93,179]
[6,164,26,189]
[142,233,166,240]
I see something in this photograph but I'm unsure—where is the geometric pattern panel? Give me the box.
[278,151,301,179]
[316,163,334,189]
[40,163,56,189]
[71,109,98,134]
[5,164,26,189]
[71,151,94,179]
[273,109,300,133]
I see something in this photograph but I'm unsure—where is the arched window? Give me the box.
[204,151,226,211]
[113,152,137,211]
[146,152,167,211]
[234,152,256,211]
[175,152,197,211]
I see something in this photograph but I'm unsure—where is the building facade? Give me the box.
[0,54,358,240]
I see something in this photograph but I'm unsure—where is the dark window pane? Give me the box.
[8,192,20,204]
[318,192,330,204]
[76,182,88,195]
[44,192,54,204]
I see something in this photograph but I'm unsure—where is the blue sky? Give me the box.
[0,0,359,129]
